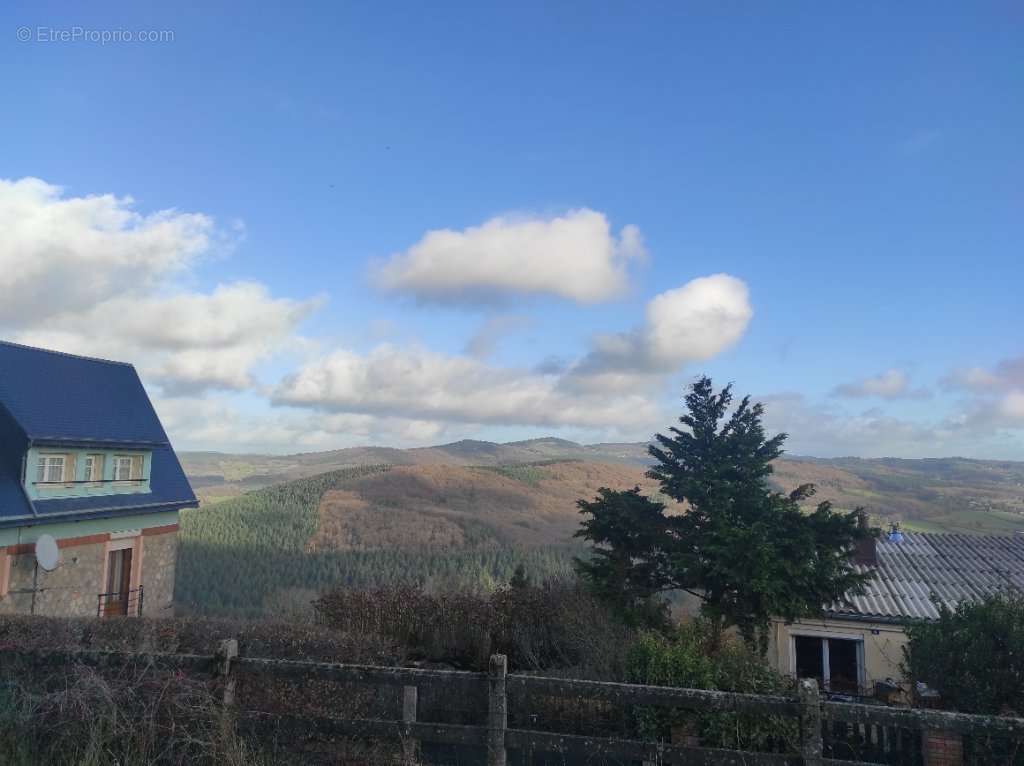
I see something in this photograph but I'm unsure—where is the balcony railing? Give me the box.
[34,478,146,486]
[97,587,144,617]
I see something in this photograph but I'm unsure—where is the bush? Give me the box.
[903,591,1024,715]
[0,663,262,766]
[0,613,397,664]
[314,579,635,678]
[626,619,797,752]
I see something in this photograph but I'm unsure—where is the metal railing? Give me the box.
[34,478,146,486]
[96,586,143,617]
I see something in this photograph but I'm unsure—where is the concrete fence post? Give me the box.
[218,638,239,707]
[402,684,419,764]
[488,654,508,766]
[798,677,823,766]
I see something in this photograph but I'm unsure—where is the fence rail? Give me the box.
[2,644,1022,766]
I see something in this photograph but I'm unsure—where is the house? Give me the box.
[0,341,197,617]
[768,530,1024,697]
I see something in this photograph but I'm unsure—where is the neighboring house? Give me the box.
[768,530,1024,697]
[0,341,197,618]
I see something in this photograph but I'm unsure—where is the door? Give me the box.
[104,548,133,616]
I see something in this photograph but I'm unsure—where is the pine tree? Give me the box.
[576,376,875,651]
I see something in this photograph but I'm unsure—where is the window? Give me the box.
[84,454,104,483]
[793,635,862,694]
[113,456,134,482]
[36,455,66,484]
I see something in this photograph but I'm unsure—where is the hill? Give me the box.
[179,437,650,503]
[175,460,660,616]
[180,439,1024,535]
[175,448,1024,615]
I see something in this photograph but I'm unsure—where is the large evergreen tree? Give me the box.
[576,376,874,650]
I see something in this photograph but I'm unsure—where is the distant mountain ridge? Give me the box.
[179,438,1024,535]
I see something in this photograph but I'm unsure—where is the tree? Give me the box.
[575,376,874,651]
[903,591,1024,715]
[509,564,531,589]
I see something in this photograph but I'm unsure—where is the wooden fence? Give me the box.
[4,643,1024,766]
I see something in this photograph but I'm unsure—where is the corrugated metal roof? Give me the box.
[832,532,1024,621]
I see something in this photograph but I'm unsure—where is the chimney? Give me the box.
[887,522,904,543]
[852,510,878,567]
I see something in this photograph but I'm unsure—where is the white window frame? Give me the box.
[113,455,135,482]
[36,454,67,484]
[789,630,866,693]
[83,454,104,483]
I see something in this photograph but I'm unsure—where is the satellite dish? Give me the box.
[35,534,59,571]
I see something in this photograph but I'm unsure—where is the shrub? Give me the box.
[626,619,797,752]
[903,591,1024,716]
[0,663,262,766]
[314,579,635,678]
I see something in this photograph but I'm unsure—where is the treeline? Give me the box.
[174,465,579,617]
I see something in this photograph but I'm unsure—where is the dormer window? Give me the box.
[84,454,104,483]
[36,454,67,484]
[112,454,144,483]
[113,456,134,482]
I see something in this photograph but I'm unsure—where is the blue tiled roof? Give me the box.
[0,341,197,526]
[0,341,169,445]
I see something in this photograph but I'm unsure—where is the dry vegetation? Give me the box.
[182,438,1024,535]
[309,461,662,551]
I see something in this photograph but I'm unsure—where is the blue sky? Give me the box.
[1,1,1022,457]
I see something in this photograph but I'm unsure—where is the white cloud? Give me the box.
[999,391,1024,421]
[373,209,645,304]
[942,355,1024,432]
[760,393,950,458]
[274,274,751,433]
[945,356,1024,393]
[0,178,212,325]
[273,344,659,430]
[832,369,931,400]
[154,394,454,453]
[570,274,752,385]
[0,178,320,397]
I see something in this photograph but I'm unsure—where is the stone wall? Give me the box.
[140,530,177,617]
[0,525,178,619]
[0,538,107,617]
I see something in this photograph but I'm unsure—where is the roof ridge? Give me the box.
[0,339,134,368]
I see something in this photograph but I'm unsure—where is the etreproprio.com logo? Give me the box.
[17,26,175,44]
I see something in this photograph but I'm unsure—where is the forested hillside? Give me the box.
[177,448,1024,615]
[181,438,1024,535]
[175,463,601,616]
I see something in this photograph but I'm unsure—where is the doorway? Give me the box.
[104,547,133,616]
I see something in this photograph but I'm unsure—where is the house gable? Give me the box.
[0,341,197,528]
